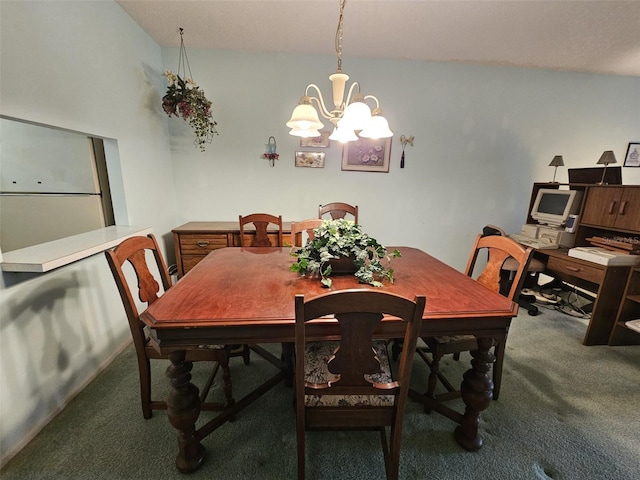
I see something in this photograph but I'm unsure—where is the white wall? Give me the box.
[164,48,640,267]
[1,0,639,467]
[0,1,176,464]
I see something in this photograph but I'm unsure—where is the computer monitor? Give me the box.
[531,188,583,227]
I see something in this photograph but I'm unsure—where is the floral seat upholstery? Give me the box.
[303,340,394,407]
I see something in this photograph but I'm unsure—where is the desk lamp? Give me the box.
[597,150,617,184]
[548,155,564,183]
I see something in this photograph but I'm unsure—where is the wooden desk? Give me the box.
[534,248,631,345]
[141,247,517,473]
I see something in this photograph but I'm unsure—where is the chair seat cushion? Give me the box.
[197,344,226,350]
[432,334,475,344]
[304,340,394,407]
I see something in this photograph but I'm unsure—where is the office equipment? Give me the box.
[530,188,583,226]
[565,214,579,233]
[526,183,640,346]
[568,247,640,266]
[508,234,560,249]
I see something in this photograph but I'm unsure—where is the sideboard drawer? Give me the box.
[182,255,207,274]
[547,256,604,284]
[180,234,228,254]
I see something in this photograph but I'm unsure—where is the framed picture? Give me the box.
[295,151,325,168]
[623,142,640,167]
[341,137,391,172]
[300,131,330,148]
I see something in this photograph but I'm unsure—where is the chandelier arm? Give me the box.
[344,81,361,105]
[363,94,381,109]
[304,84,333,120]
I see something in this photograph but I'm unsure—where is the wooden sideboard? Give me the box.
[527,183,640,346]
[172,221,292,277]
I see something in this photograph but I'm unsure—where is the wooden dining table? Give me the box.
[141,246,517,473]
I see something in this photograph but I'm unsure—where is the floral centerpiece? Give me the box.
[290,219,401,287]
[162,70,218,151]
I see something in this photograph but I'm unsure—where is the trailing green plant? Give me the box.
[290,219,401,288]
[162,70,218,151]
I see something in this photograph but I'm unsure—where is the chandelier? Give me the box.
[286,0,393,143]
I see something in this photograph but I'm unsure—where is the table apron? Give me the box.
[148,317,512,353]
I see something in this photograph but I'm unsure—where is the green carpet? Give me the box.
[1,303,639,479]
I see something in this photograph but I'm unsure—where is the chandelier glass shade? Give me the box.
[286,0,392,143]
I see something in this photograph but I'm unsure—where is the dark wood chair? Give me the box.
[105,234,234,419]
[290,218,323,247]
[318,202,358,224]
[239,213,283,247]
[483,224,547,316]
[418,233,533,404]
[295,290,426,480]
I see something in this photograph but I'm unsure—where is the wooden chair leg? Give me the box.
[242,344,251,365]
[139,357,152,419]
[425,346,444,413]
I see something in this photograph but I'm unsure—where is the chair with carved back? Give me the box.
[318,202,358,224]
[295,290,426,480]
[290,218,323,247]
[105,234,234,419]
[239,213,284,247]
[418,233,533,406]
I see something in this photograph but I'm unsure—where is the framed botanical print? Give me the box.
[341,137,391,172]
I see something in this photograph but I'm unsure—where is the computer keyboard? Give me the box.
[508,234,560,249]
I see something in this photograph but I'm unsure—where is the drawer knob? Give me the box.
[566,266,581,272]
[196,240,210,248]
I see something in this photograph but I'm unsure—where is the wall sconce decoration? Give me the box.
[596,150,617,184]
[548,155,564,182]
[264,136,279,167]
[399,135,414,169]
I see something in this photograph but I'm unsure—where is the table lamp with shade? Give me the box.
[597,150,617,184]
[549,155,564,182]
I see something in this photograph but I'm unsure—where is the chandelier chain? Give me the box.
[335,0,346,72]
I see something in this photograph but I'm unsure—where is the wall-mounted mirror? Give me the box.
[1,117,117,252]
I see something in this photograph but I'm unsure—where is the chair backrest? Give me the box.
[464,233,533,301]
[318,202,358,224]
[105,234,171,351]
[238,213,283,247]
[290,218,323,247]
[295,289,425,407]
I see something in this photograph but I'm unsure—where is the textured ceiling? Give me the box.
[116,0,640,77]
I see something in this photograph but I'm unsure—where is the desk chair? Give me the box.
[239,213,283,247]
[295,290,425,480]
[419,233,533,404]
[318,202,358,224]
[105,234,234,419]
[290,218,323,247]
[483,224,546,316]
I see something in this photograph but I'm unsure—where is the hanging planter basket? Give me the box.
[162,28,218,151]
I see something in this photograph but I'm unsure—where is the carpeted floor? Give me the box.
[1,300,639,480]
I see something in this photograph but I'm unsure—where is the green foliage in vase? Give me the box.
[290,219,401,288]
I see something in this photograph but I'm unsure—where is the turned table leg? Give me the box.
[454,336,495,451]
[166,350,205,473]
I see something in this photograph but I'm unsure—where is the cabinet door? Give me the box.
[614,187,640,231]
[580,187,621,228]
